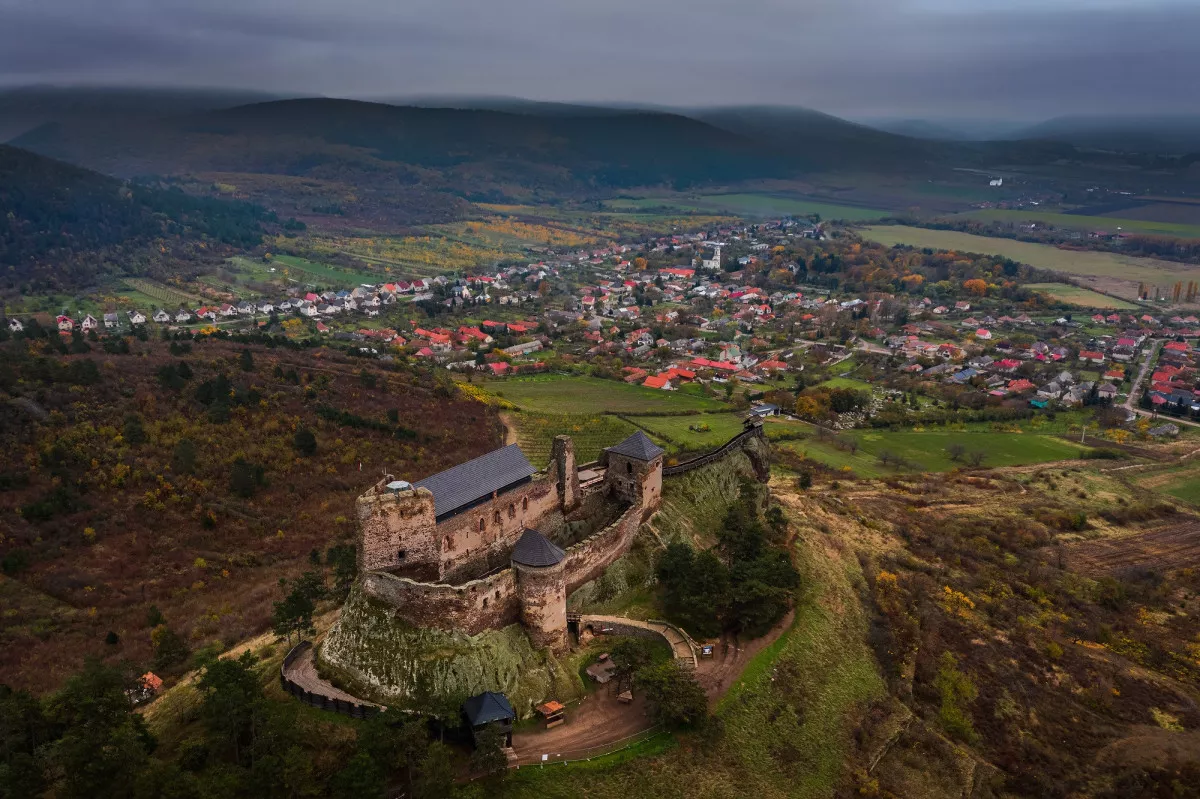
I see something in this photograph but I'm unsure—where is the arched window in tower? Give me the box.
[477,518,485,533]
[522,496,529,511]
[508,503,516,519]
[493,509,502,526]
[626,462,633,475]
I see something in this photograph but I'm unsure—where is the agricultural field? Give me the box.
[599,193,892,221]
[778,424,1087,477]
[960,208,1200,240]
[1023,282,1140,310]
[303,232,509,276]
[434,217,602,249]
[501,411,645,465]
[122,277,202,306]
[484,375,727,415]
[1133,462,1200,506]
[861,225,1200,299]
[268,253,380,286]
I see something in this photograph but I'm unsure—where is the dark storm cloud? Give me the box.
[1,0,1198,118]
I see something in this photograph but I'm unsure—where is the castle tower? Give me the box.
[356,477,439,576]
[602,431,664,516]
[552,435,579,511]
[511,528,568,653]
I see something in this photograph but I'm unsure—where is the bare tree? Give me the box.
[846,438,859,455]
[947,443,966,462]
[967,451,987,467]
[877,450,895,466]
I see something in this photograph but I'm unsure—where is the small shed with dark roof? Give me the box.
[462,691,515,746]
[511,528,565,568]
[413,444,536,521]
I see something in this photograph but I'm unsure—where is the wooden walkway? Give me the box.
[578,614,698,668]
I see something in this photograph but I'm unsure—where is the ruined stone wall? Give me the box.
[356,486,438,577]
[435,475,562,580]
[562,505,642,595]
[360,568,520,635]
[603,453,663,515]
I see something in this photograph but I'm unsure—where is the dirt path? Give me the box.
[694,608,795,702]
[509,610,795,762]
[510,682,654,764]
[498,411,519,446]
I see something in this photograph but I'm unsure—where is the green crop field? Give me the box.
[627,193,893,221]
[961,208,1200,240]
[1023,283,1140,310]
[861,225,1200,288]
[502,411,646,465]
[270,254,379,286]
[816,376,875,391]
[485,375,727,415]
[779,425,1086,477]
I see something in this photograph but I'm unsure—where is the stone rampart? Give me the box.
[361,568,520,635]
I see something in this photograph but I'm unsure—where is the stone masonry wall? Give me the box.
[357,487,438,577]
[360,568,520,635]
[563,505,642,595]
[515,561,568,652]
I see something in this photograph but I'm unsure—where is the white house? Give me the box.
[103,313,120,329]
[174,310,192,324]
[152,309,171,323]
[128,310,147,325]
[7,318,23,333]
[80,315,99,332]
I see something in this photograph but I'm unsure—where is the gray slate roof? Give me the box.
[414,444,535,519]
[606,430,664,461]
[462,691,515,726]
[511,528,565,568]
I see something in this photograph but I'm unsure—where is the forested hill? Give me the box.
[0,145,269,291]
[12,98,787,191]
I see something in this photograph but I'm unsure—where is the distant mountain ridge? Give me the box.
[1005,115,1200,155]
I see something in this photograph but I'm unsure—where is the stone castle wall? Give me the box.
[360,567,520,635]
[563,505,643,595]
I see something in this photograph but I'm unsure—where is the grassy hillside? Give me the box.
[0,333,502,692]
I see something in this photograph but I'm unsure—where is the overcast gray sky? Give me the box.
[2,0,1198,120]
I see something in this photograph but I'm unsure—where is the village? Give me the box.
[12,214,1200,444]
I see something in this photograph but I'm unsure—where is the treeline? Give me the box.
[0,145,269,289]
[0,655,460,799]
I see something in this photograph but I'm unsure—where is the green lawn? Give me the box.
[781,426,1086,477]
[961,208,1200,240]
[1023,283,1140,310]
[861,225,1200,288]
[1134,464,1200,506]
[816,376,875,391]
[485,375,727,415]
[627,413,747,454]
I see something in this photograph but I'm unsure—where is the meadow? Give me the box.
[777,423,1087,477]
[1134,463,1200,506]
[961,208,1200,240]
[600,193,892,221]
[861,225,1200,289]
[484,375,727,415]
[1023,283,1140,310]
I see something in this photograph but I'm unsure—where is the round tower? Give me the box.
[511,528,568,653]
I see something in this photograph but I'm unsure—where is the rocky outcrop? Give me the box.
[318,583,581,716]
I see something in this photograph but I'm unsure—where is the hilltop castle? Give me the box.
[354,431,666,652]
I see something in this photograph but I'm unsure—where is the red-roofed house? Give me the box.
[1078,350,1105,364]
[643,374,673,390]
[1007,379,1037,393]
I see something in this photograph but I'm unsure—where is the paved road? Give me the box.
[1122,340,1200,429]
